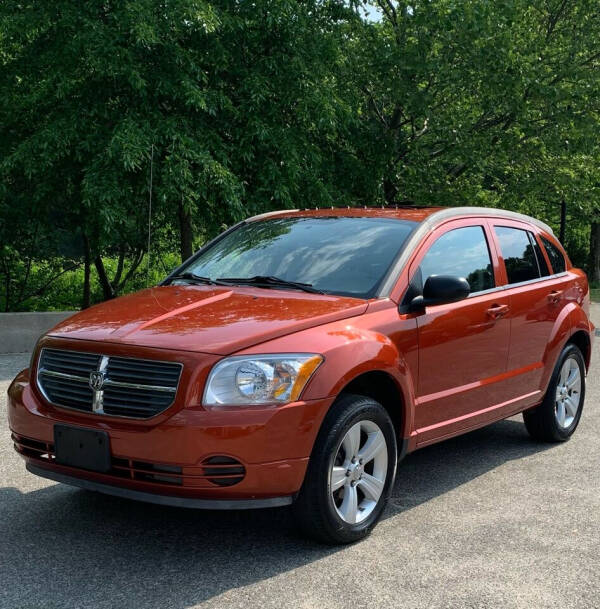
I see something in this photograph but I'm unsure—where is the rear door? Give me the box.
[409,219,512,445]
[491,221,570,408]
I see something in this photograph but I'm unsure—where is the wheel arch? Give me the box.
[569,329,591,371]
[541,303,592,393]
[337,370,410,457]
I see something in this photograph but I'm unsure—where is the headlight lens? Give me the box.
[203,354,323,406]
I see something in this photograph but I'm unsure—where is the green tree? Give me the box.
[349,1,600,249]
[1,0,364,309]
[2,0,600,310]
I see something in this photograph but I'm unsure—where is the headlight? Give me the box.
[203,354,323,406]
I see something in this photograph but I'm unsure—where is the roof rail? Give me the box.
[426,206,554,235]
[246,209,300,222]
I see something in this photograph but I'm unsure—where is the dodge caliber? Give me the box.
[8,206,594,543]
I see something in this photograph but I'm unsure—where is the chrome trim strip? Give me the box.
[500,272,569,291]
[467,286,504,299]
[38,369,88,383]
[38,366,176,393]
[103,379,177,393]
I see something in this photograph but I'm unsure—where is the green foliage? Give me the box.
[1,0,600,310]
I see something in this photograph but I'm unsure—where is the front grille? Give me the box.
[37,348,182,419]
[37,350,97,412]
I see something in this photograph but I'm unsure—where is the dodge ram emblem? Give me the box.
[89,370,106,391]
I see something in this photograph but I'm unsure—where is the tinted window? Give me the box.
[419,226,494,293]
[542,236,566,273]
[495,226,541,284]
[180,216,416,298]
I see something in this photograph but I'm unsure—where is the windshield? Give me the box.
[174,216,417,298]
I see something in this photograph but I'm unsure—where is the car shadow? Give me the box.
[0,418,551,609]
[387,417,552,511]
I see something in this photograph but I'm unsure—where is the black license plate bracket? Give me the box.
[54,425,111,473]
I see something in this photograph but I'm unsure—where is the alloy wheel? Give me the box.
[555,356,582,429]
[329,420,388,524]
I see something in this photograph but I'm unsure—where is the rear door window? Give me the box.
[541,236,567,274]
[418,225,495,293]
[494,226,547,284]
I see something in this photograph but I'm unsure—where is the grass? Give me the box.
[591,288,600,303]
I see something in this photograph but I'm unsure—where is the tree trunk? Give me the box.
[589,220,600,284]
[178,197,194,262]
[383,176,397,205]
[94,255,115,300]
[2,264,10,312]
[82,234,91,309]
[559,199,567,243]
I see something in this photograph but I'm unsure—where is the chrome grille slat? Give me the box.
[42,381,93,398]
[103,390,173,407]
[41,363,96,375]
[103,402,163,412]
[104,379,176,393]
[108,361,180,371]
[39,369,89,382]
[103,386,173,401]
[105,370,179,384]
[43,354,99,366]
[42,350,101,366]
[106,358,180,387]
[37,348,182,419]
[43,350,100,363]
[103,407,163,417]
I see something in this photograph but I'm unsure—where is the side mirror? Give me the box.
[409,275,470,311]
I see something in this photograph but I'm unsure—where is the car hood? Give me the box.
[48,286,368,354]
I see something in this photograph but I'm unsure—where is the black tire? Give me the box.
[293,393,397,544]
[523,343,586,442]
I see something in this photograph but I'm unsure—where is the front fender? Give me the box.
[239,315,417,439]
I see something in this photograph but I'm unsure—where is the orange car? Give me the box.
[8,206,593,543]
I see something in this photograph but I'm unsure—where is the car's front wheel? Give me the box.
[293,393,397,544]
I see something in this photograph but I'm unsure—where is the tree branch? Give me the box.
[116,249,145,292]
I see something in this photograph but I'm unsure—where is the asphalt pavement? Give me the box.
[1,307,599,609]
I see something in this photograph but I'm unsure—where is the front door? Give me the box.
[410,221,511,445]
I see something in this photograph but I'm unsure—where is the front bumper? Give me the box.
[8,368,334,505]
[26,463,293,509]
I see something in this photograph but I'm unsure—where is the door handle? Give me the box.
[548,290,563,304]
[486,304,510,319]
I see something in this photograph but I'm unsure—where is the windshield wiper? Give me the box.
[216,275,325,294]
[169,272,229,286]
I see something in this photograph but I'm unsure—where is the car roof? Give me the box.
[248,206,554,235]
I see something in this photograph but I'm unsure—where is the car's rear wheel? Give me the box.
[523,343,586,442]
[293,393,397,544]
